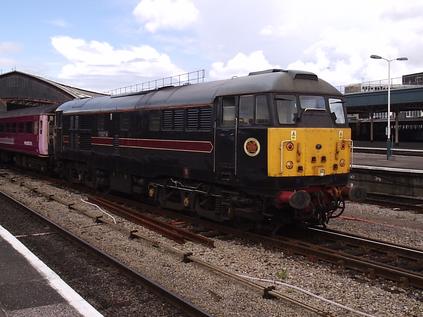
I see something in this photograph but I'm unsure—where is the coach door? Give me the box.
[215,96,237,181]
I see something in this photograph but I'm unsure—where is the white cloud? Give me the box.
[51,36,184,84]
[209,51,279,80]
[133,0,199,33]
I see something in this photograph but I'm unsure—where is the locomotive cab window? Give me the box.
[328,98,346,124]
[275,95,297,124]
[239,95,270,126]
[239,95,254,125]
[221,96,236,127]
[299,96,326,110]
[255,95,270,125]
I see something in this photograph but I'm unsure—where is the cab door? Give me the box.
[215,96,238,182]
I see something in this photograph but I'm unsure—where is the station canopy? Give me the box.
[0,70,105,112]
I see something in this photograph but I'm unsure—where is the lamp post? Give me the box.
[370,55,408,159]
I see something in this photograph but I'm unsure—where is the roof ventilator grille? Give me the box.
[293,73,318,81]
[248,69,286,76]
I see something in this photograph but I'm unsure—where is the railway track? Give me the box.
[0,171,335,316]
[283,227,423,289]
[88,193,423,289]
[0,190,212,317]
[365,192,423,213]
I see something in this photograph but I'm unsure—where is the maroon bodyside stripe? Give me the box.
[91,137,113,146]
[91,137,213,153]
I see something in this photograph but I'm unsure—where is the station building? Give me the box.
[344,72,423,145]
[0,70,104,112]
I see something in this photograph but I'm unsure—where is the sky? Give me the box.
[1,0,423,92]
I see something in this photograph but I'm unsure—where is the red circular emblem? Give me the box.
[243,138,260,156]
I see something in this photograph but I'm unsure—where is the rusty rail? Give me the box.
[87,196,215,248]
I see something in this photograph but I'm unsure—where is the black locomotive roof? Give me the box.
[0,104,58,119]
[57,70,342,114]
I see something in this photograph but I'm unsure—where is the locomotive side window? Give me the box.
[97,114,106,136]
[255,95,270,125]
[120,112,131,137]
[221,97,236,127]
[239,95,254,125]
[328,98,346,124]
[299,96,325,110]
[275,95,297,124]
[149,111,160,131]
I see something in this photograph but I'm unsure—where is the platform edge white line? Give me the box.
[0,225,103,317]
[352,164,423,174]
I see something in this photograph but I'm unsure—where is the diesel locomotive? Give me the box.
[0,69,363,226]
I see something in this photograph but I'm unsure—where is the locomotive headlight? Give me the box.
[339,159,346,167]
[341,141,346,150]
[286,142,294,151]
[286,161,294,169]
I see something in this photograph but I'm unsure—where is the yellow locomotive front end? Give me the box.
[268,127,351,178]
[264,93,364,225]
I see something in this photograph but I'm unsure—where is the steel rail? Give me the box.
[308,226,423,257]
[265,234,423,289]
[97,192,423,288]
[0,182,331,316]
[0,190,212,317]
[87,195,215,248]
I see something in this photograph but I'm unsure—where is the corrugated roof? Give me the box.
[0,71,106,99]
[0,104,57,118]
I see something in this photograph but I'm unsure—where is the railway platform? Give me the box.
[0,226,102,317]
[353,152,423,172]
[351,152,423,198]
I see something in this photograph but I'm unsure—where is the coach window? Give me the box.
[239,95,254,125]
[328,98,346,124]
[275,95,297,124]
[11,123,16,133]
[18,122,24,133]
[221,96,236,127]
[255,95,270,124]
[25,122,33,133]
[33,121,38,135]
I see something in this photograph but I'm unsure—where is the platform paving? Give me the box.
[353,152,423,172]
[0,226,102,317]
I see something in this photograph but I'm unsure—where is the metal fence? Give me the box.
[106,70,206,96]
